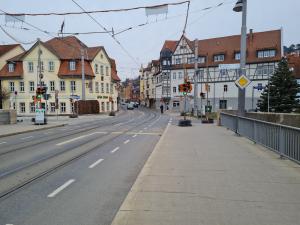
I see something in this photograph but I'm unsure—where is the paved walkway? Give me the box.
[111,121,300,225]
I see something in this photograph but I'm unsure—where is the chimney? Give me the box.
[249,29,254,42]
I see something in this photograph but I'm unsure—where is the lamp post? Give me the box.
[233,0,247,116]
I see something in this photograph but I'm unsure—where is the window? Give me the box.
[219,100,227,109]
[49,61,54,72]
[20,81,25,92]
[106,66,109,76]
[106,102,110,111]
[30,102,35,113]
[178,72,183,79]
[8,63,15,72]
[70,81,76,92]
[187,57,194,64]
[69,61,76,70]
[101,76,104,81]
[60,80,65,91]
[100,65,104,75]
[173,73,177,80]
[173,101,180,107]
[19,102,25,113]
[60,102,66,113]
[28,62,34,73]
[214,54,225,62]
[101,102,105,112]
[89,82,93,93]
[173,86,177,93]
[235,52,241,60]
[29,81,35,92]
[95,64,99,74]
[106,83,109,93]
[175,58,181,64]
[101,83,104,93]
[198,57,206,64]
[50,103,56,113]
[9,82,15,92]
[95,82,99,93]
[257,50,276,58]
[206,84,211,92]
[50,81,55,92]
[40,61,44,72]
[224,84,228,92]
[111,84,114,94]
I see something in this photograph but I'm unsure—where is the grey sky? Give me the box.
[1,0,299,80]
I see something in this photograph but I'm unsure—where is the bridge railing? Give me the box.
[220,112,300,164]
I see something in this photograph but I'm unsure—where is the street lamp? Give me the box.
[233,0,247,116]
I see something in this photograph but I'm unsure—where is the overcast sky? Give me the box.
[1,0,299,80]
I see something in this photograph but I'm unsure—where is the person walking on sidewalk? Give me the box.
[160,104,164,114]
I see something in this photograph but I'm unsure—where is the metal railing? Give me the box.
[220,112,300,164]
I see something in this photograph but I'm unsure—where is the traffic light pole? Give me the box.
[193,39,199,117]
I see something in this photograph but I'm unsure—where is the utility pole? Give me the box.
[81,48,86,101]
[193,39,199,116]
[237,0,247,116]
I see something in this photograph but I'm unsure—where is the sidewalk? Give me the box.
[0,114,110,137]
[111,122,300,225]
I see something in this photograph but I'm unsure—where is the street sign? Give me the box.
[235,75,251,89]
[70,95,80,100]
[35,108,45,124]
[219,64,240,70]
[205,105,212,113]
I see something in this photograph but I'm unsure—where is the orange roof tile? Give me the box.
[58,60,94,78]
[110,58,121,82]
[0,62,23,78]
[0,44,22,57]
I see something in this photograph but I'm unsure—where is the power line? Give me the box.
[0,25,36,45]
[71,0,140,67]
[0,1,190,16]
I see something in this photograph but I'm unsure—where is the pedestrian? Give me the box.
[160,104,164,114]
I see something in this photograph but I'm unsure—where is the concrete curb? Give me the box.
[111,121,171,225]
[0,123,67,138]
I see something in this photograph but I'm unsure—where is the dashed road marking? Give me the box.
[132,134,137,138]
[0,142,7,145]
[47,179,75,198]
[110,147,120,153]
[56,132,107,146]
[21,136,33,140]
[124,139,130,144]
[89,158,104,168]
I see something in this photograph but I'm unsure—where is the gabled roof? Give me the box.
[58,60,94,78]
[0,44,24,58]
[44,36,87,60]
[161,40,177,52]
[110,58,121,82]
[287,54,300,79]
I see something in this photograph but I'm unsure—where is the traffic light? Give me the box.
[200,92,206,99]
[178,84,184,93]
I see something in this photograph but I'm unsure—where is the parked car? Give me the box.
[127,102,134,110]
[133,102,139,108]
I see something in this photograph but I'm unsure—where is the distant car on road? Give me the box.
[127,102,134,110]
[133,102,139,108]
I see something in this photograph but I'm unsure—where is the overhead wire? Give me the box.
[0,25,36,45]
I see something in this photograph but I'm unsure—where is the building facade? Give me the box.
[0,36,120,115]
[147,29,284,112]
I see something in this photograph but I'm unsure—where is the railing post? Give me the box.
[253,120,257,144]
[279,126,285,159]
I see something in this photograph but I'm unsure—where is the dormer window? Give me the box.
[235,52,241,60]
[214,54,225,62]
[69,61,76,71]
[257,49,276,58]
[8,63,15,72]
[198,57,206,64]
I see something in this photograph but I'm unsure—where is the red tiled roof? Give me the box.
[87,46,102,60]
[0,62,23,78]
[287,54,300,79]
[58,60,94,78]
[44,36,88,60]
[110,58,121,82]
[162,40,177,52]
[0,44,22,58]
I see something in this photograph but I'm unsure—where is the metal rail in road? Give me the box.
[220,112,300,164]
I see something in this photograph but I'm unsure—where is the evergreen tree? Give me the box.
[257,57,300,113]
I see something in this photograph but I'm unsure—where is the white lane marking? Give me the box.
[21,136,33,140]
[144,127,148,130]
[0,142,7,145]
[124,139,130,144]
[113,123,123,126]
[132,134,137,138]
[56,132,107,146]
[44,132,52,135]
[6,224,14,225]
[110,147,120,154]
[139,130,143,133]
[89,158,104,168]
[47,179,75,198]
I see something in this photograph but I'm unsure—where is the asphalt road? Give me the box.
[0,108,170,225]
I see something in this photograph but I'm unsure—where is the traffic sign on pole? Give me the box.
[235,75,251,89]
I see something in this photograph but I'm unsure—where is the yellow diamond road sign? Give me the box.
[235,75,251,89]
